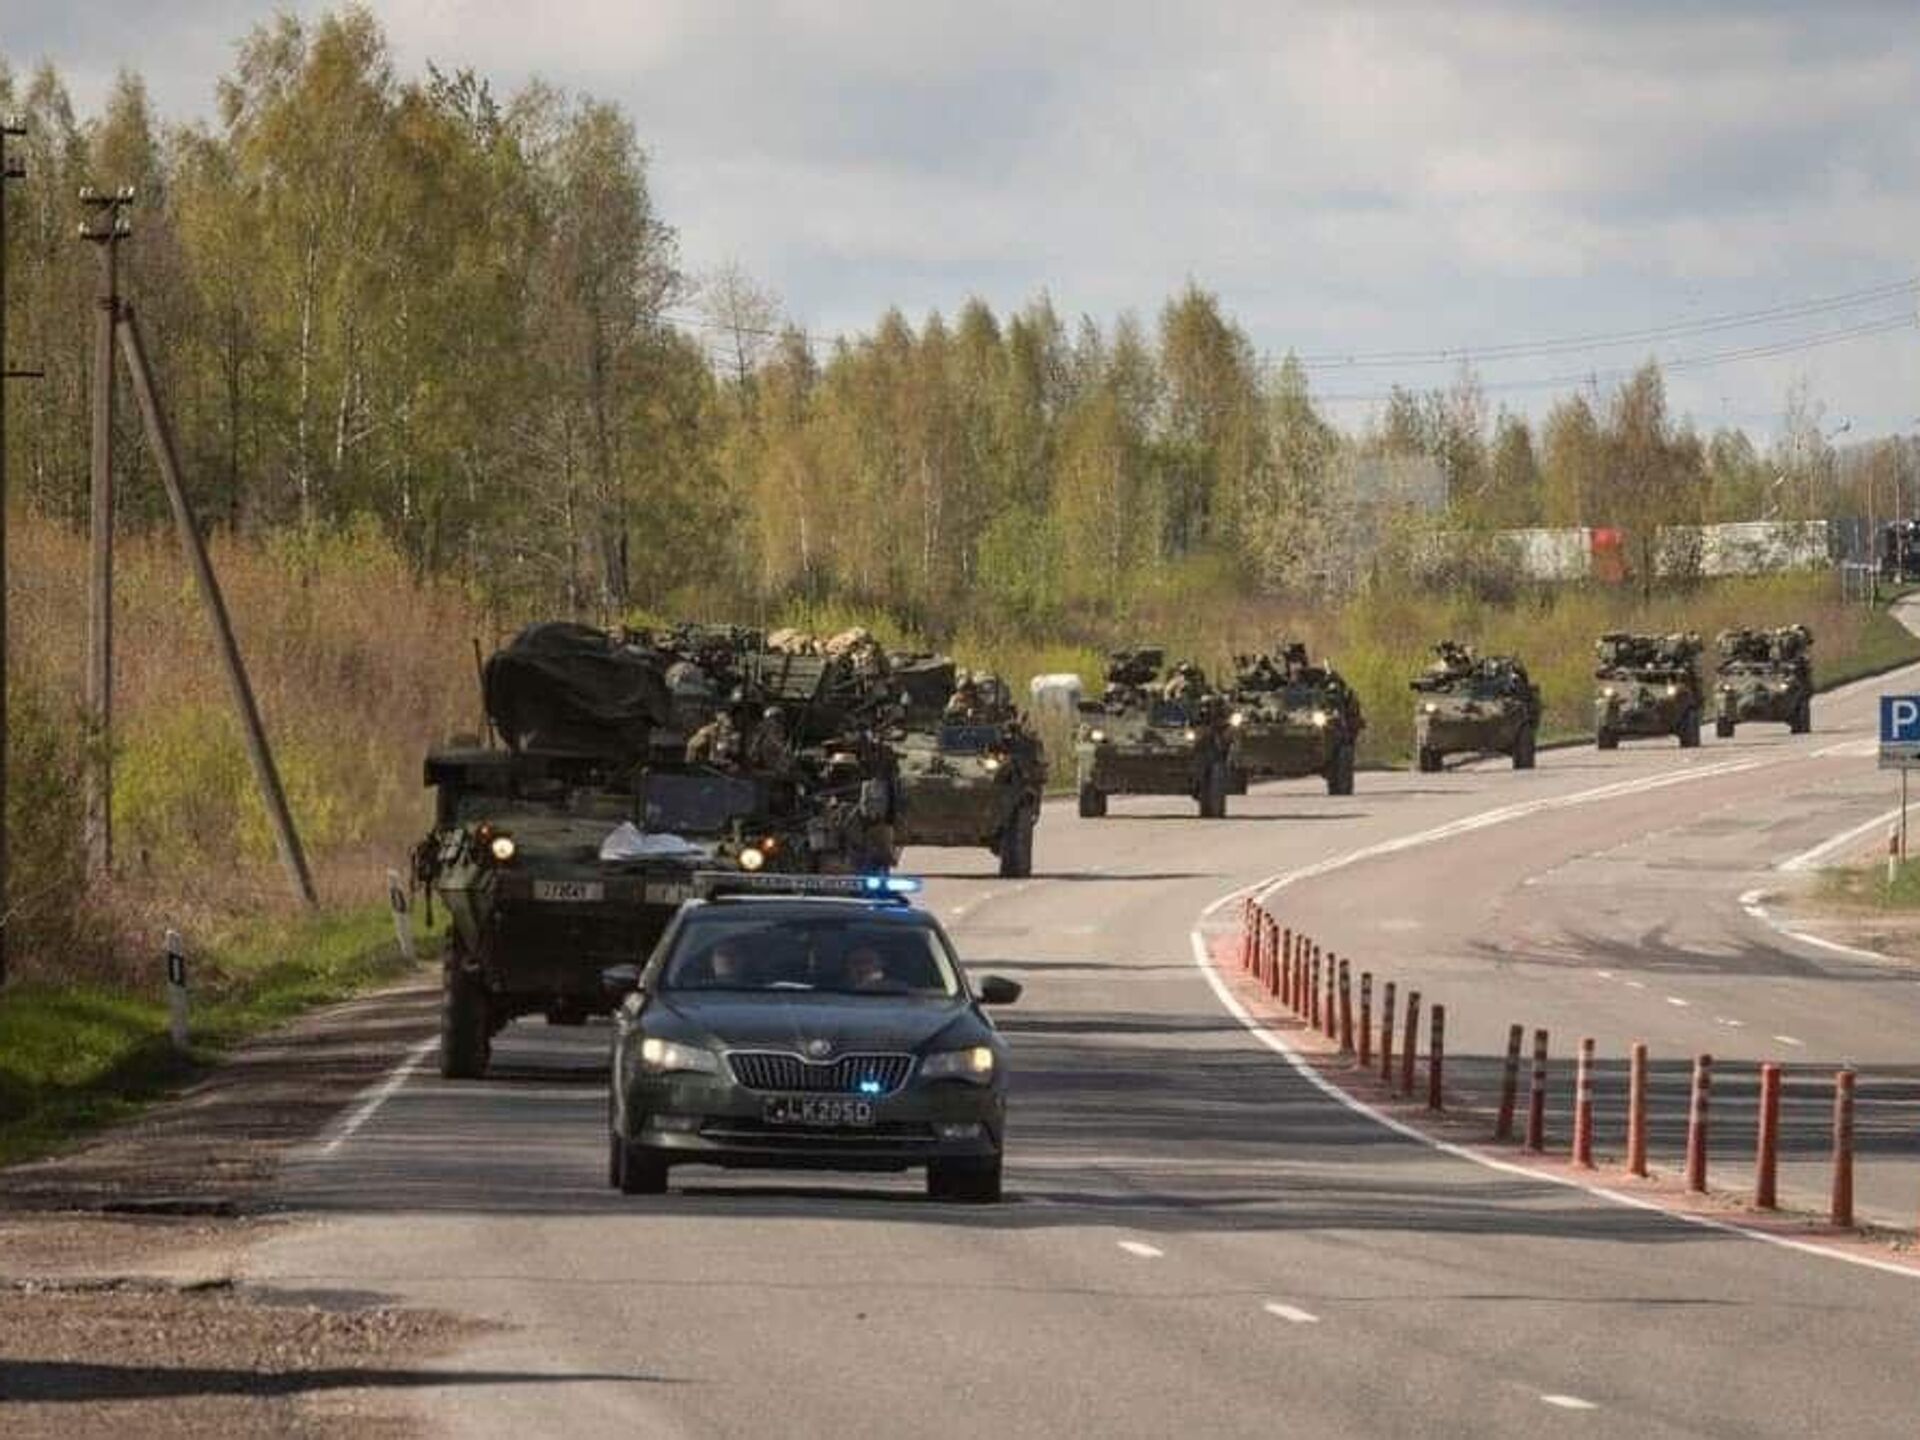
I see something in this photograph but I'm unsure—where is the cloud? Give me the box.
[5,0,1918,436]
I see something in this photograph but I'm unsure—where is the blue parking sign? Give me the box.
[1882,696,1920,744]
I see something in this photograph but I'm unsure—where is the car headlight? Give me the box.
[1665,684,1679,698]
[921,1045,995,1084]
[983,755,1003,773]
[1228,711,1245,728]
[488,834,516,863]
[739,845,766,872]
[1183,728,1198,742]
[637,1037,721,1076]
[1310,709,1329,728]
[1423,701,1438,714]
[1088,728,1107,743]
[1602,687,1617,700]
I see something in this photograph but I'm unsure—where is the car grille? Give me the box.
[726,1051,915,1096]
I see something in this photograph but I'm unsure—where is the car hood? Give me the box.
[649,992,984,1054]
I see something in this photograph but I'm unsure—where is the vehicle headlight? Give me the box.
[637,1037,721,1076]
[1228,711,1246,728]
[1665,684,1679,698]
[739,845,766,872]
[1183,728,1198,743]
[488,834,516,863]
[1310,709,1330,728]
[1602,687,1617,700]
[982,755,1003,773]
[921,1045,995,1084]
[1423,701,1438,714]
[1088,728,1107,743]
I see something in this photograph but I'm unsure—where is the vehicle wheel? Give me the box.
[439,964,491,1080]
[1198,760,1229,818]
[1416,746,1440,774]
[1678,708,1702,748]
[1596,728,1618,751]
[1077,783,1107,819]
[927,1156,1003,1203]
[614,1135,668,1196]
[1716,717,1736,740]
[997,805,1037,879]
[1325,741,1356,796]
[1790,698,1812,735]
[1512,724,1537,770]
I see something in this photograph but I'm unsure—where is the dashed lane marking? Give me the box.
[318,1036,438,1157]
[1262,1302,1320,1324]
[1541,1395,1598,1411]
[1117,1241,1164,1259]
[1624,980,1647,990]
[1665,996,1690,1007]
[1774,1034,1805,1047]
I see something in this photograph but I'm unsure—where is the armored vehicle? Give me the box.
[1593,631,1704,750]
[1714,626,1812,738]
[418,623,897,1079]
[1075,649,1234,818]
[1224,642,1364,795]
[1411,641,1541,771]
[893,667,1047,877]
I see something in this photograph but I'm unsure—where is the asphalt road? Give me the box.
[251,630,1920,1438]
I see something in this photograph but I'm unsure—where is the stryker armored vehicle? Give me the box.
[1075,649,1234,818]
[1714,625,1812,738]
[892,665,1047,877]
[417,623,897,1078]
[1411,641,1541,771]
[1593,631,1704,750]
[1224,642,1364,796]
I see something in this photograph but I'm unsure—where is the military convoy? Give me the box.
[1714,626,1813,737]
[1411,642,1541,771]
[891,665,1047,877]
[1594,632,1705,750]
[1224,642,1365,796]
[1074,649,1236,817]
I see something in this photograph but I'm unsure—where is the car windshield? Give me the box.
[641,773,763,834]
[662,912,960,997]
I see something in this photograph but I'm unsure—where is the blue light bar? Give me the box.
[859,875,922,895]
[691,870,923,900]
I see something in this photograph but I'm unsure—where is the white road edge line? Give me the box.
[1117,1240,1164,1259]
[1737,886,1903,966]
[1185,929,1920,1284]
[1541,1394,1598,1411]
[1262,1302,1320,1324]
[318,1036,438,1158]
[1778,806,1902,872]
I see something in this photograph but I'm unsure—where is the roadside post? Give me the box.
[387,867,416,963]
[1875,695,1920,863]
[164,928,188,1053]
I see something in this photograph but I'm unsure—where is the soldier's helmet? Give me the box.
[761,705,787,727]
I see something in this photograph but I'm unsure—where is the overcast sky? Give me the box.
[8,0,1919,442]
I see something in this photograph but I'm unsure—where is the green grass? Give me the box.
[0,904,432,1167]
[1816,857,1920,912]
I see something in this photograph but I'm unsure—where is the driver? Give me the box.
[841,943,892,993]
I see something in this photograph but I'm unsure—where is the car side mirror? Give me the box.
[977,975,1022,1006]
[600,964,643,998]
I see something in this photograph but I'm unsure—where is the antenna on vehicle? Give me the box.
[472,637,496,746]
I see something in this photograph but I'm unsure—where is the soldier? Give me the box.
[1280,642,1310,683]
[686,690,749,768]
[745,704,795,775]
[946,670,982,721]
[1164,661,1206,702]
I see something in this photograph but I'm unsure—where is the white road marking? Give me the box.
[1541,1394,1598,1411]
[1624,980,1647,990]
[1665,996,1690,1008]
[1187,929,1920,1283]
[318,1036,438,1157]
[1117,1240,1163,1259]
[1716,1017,1745,1028]
[1779,805,1902,871]
[1596,970,1615,979]
[1774,1034,1806,1047]
[1262,1302,1320,1324]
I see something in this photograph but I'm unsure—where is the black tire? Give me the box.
[1596,728,1619,752]
[927,1155,1003,1203]
[439,964,491,1080]
[1197,760,1229,818]
[1716,716,1736,739]
[614,1135,668,1196]
[1512,724,1536,770]
[1790,697,1812,735]
[1077,783,1107,819]
[1326,741,1356,796]
[997,805,1037,879]
[1417,746,1441,774]
[1678,708,1702,749]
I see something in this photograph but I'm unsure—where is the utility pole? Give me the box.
[79,185,132,883]
[0,115,28,986]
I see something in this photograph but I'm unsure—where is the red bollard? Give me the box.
[1572,1036,1595,1168]
[1379,982,1396,1083]
[1279,927,1294,1006]
[1336,959,1352,1050]
[1685,1053,1713,1193]
[1309,949,1322,1029]
[1358,973,1373,1068]
[1755,1062,1781,1210]
[1526,1028,1549,1152]
[1323,955,1338,1040]
[1400,991,1421,1096]
[1626,1042,1648,1178]
[1241,901,1255,971]
[1265,921,1281,998]
[1495,1024,1523,1141]
[1831,1068,1856,1227]
[1427,1004,1445,1111]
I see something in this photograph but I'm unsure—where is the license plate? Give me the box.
[643,882,690,906]
[532,880,604,903]
[762,1096,874,1128]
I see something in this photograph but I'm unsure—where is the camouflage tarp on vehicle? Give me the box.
[483,622,673,761]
